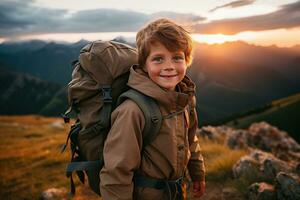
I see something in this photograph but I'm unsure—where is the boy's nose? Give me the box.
[163,60,175,71]
[163,67,174,71]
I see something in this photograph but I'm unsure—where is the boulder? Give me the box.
[248,122,300,158]
[275,172,300,200]
[49,121,64,130]
[225,122,300,162]
[232,153,261,179]
[226,129,249,149]
[197,126,234,141]
[248,182,276,200]
[233,150,294,179]
[40,188,68,200]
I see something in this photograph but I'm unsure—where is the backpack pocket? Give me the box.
[77,122,108,161]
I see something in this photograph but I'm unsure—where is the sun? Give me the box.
[192,33,238,44]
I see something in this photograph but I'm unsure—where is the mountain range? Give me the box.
[0,39,299,126]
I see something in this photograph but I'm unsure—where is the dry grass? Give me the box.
[0,115,100,200]
[199,137,248,182]
[0,115,251,199]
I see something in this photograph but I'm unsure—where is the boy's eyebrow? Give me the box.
[150,52,184,57]
[149,53,165,57]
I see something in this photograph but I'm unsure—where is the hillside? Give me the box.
[193,41,300,86]
[1,116,299,199]
[0,41,88,84]
[0,67,66,115]
[0,39,299,124]
[0,115,247,200]
[218,93,300,142]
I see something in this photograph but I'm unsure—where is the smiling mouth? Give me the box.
[160,74,178,78]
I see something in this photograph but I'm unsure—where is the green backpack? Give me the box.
[62,40,162,196]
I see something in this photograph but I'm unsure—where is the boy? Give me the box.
[100,18,205,200]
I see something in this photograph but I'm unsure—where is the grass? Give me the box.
[207,92,300,142]
[0,115,99,200]
[0,115,269,199]
[228,93,300,142]
[198,136,277,198]
[199,137,248,183]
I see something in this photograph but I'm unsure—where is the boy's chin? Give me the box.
[161,85,176,91]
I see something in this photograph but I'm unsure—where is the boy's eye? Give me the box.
[152,57,163,63]
[173,55,184,63]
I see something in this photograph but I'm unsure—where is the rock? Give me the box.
[233,150,294,179]
[225,122,300,162]
[262,156,290,179]
[233,153,261,179]
[248,122,300,161]
[275,172,300,200]
[197,126,234,141]
[226,129,249,149]
[49,121,64,130]
[199,122,300,163]
[248,182,276,200]
[40,188,68,200]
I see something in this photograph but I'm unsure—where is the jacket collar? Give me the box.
[127,65,196,112]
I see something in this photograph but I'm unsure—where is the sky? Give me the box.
[1,0,300,47]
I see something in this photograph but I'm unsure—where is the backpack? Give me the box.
[61,40,162,196]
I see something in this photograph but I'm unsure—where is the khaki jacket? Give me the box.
[100,66,205,200]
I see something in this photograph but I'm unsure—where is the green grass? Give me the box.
[207,93,300,142]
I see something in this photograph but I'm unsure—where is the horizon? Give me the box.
[1,0,300,47]
[1,32,300,49]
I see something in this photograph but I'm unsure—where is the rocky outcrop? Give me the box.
[246,122,300,162]
[248,182,276,200]
[198,122,300,162]
[232,150,299,199]
[197,122,300,199]
[275,172,300,200]
[226,129,249,150]
[197,125,234,141]
[233,150,296,179]
[247,172,300,200]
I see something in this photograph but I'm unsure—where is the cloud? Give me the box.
[0,0,67,37]
[61,9,150,33]
[0,0,205,39]
[209,0,255,12]
[195,0,300,34]
[150,11,205,23]
[2,0,298,39]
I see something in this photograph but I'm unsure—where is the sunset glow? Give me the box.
[192,28,300,47]
[6,27,299,48]
[192,34,238,45]
[1,1,299,47]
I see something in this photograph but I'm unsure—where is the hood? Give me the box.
[127,65,196,112]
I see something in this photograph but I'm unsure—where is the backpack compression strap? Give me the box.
[117,89,162,147]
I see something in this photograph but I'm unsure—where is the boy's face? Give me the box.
[145,41,187,91]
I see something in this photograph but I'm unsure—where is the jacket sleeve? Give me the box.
[100,99,145,200]
[187,97,205,182]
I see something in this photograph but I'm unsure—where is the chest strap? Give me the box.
[134,176,184,200]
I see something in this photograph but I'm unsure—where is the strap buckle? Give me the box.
[101,86,112,103]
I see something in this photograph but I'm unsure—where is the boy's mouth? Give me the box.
[160,74,178,78]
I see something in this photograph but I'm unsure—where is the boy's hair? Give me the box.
[136,18,193,67]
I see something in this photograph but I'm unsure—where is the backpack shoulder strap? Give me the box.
[117,89,162,147]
